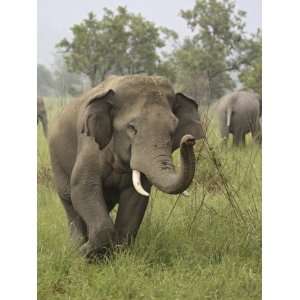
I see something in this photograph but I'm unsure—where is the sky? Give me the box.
[38,0,261,68]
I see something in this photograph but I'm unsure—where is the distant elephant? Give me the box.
[49,75,204,258]
[216,90,261,145]
[37,97,48,137]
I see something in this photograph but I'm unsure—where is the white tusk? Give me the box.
[182,190,190,197]
[132,170,150,197]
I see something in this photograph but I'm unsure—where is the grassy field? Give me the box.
[38,98,261,300]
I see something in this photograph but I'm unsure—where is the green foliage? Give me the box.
[38,100,261,300]
[56,7,177,87]
[239,30,262,96]
[168,0,249,102]
[56,12,107,87]
[53,2,261,101]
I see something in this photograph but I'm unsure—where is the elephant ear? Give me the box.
[172,93,204,150]
[81,89,115,149]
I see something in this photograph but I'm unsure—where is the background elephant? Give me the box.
[49,75,204,258]
[37,96,48,137]
[216,90,261,145]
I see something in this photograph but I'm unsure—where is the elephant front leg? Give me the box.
[114,186,150,247]
[71,180,115,259]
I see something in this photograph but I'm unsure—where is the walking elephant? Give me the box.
[37,96,48,137]
[216,90,261,145]
[49,75,204,259]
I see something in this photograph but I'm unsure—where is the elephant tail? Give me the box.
[226,108,232,127]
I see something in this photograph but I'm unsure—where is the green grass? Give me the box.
[38,99,261,300]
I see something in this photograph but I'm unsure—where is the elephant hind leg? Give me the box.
[241,133,246,145]
[41,114,48,137]
[220,123,230,146]
[251,122,262,145]
[42,121,48,137]
[52,161,87,247]
[233,132,246,146]
[233,134,239,146]
[251,130,261,144]
[37,113,48,137]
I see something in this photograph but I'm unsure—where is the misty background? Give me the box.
[38,0,261,67]
[37,0,261,102]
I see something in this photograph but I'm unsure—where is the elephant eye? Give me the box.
[127,123,137,135]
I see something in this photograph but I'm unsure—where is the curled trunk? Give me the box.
[132,135,196,195]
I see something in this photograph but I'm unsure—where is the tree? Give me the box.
[56,12,107,87]
[172,0,248,101]
[239,29,262,96]
[56,7,177,87]
[37,64,55,96]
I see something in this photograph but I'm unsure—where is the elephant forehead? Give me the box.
[113,101,145,129]
[113,100,176,131]
[141,105,178,129]
[115,76,174,98]
[117,74,171,87]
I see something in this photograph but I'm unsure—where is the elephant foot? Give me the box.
[79,225,115,261]
[79,241,113,261]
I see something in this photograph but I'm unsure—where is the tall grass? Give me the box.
[38,98,261,300]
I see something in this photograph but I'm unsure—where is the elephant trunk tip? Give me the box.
[180,134,196,147]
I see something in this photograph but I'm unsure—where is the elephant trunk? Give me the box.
[131,134,196,195]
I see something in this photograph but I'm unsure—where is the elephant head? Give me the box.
[81,76,204,196]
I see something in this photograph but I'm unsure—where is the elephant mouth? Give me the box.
[132,170,150,197]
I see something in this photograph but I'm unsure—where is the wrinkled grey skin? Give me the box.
[37,97,48,137]
[49,75,204,259]
[216,90,261,145]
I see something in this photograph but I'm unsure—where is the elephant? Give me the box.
[48,74,204,259]
[37,97,48,137]
[216,90,261,145]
